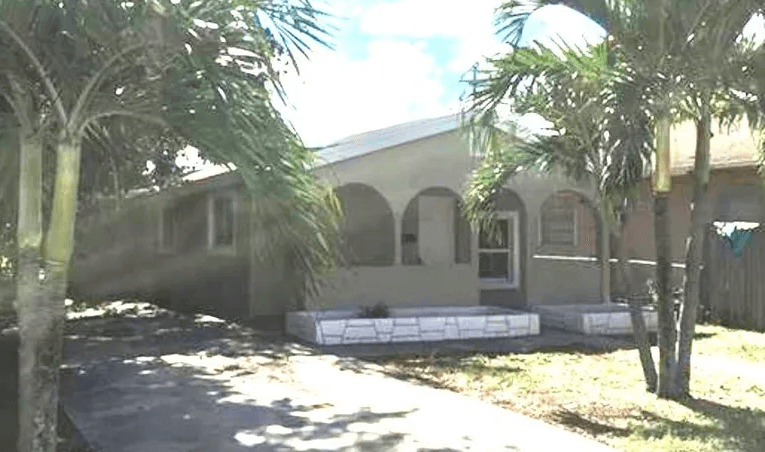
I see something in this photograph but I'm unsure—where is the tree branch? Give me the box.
[70,42,154,131]
[79,110,168,135]
[0,19,67,125]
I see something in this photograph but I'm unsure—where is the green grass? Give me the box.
[372,324,765,452]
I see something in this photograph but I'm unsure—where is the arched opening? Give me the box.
[538,191,596,256]
[401,187,471,265]
[335,183,395,266]
[478,188,527,308]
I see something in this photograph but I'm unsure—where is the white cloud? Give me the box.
[278,39,457,147]
[275,1,604,148]
[360,0,496,38]
[743,13,765,45]
[520,5,605,50]
[360,0,506,75]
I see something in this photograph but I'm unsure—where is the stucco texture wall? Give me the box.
[306,129,602,310]
[619,166,764,291]
[71,183,254,321]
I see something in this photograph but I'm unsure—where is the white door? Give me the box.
[418,195,455,265]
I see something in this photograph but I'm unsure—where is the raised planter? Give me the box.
[286,306,540,345]
[532,303,658,335]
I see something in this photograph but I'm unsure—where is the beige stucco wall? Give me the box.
[305,129,602,311]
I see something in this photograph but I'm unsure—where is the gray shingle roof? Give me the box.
[315,113,462,167]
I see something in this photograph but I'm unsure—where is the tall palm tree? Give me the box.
[666,0,765,395]
[466,0,765,398]
[463,28,659,389]
[0,1,339,451]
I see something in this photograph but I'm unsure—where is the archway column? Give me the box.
[393,208,403,266]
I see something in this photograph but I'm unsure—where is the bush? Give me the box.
[358,302,389,319]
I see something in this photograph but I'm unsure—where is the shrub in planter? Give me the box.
[358,302,389,319]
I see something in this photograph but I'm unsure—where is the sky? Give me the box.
[178,1,605,171]
[274,1,605,148]
[178,1,764,172]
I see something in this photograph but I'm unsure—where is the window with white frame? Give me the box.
[540,197,577,246]
[159,205,176,252]
[208,193,235,250]
[478,211,519,288]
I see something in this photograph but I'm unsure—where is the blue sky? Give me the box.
[276,1,605,147]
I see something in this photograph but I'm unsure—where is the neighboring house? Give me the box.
[619,119,764,289]
[70,114,763,324]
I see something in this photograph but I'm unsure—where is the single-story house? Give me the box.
[69,114,763,325]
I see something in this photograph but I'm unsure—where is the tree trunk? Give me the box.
[598,202,612,303]
[615,210,658,392]
[18,136,82,452]
[674,98,712,397]
[654,193,680,398]
[15,128,56,452]
[17,259,65,452]
[653,109,681,398]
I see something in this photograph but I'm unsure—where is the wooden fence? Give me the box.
[701,225,765,332]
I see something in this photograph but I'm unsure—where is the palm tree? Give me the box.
[666,1,765,396]
[463,30,659,389]
[466,0,765,398]
[0,1,339,450]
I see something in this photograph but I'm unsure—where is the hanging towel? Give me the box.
[726,228,753,257]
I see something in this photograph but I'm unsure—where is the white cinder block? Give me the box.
[444,326,460,340]
[319,320,347,337]
[322,335,343,345]
[421,331,446,341]
[508,315,530,329]
[392,325,419,337]
[343,326,377,340]
[374,319,394,334]
[457,317,486,330]
[485,321,509,333]
[459,330,483,339]
[419,317,447,331]
[346,319,375,328]
[390,335,421,343]
[529,315,540,334]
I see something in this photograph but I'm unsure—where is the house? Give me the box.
[619,119,764,290]
[69,114,763,325]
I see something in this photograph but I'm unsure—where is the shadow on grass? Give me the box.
[550,410,630,437]
[631,398,765,451]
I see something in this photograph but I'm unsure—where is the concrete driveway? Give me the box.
[61,302,621,452]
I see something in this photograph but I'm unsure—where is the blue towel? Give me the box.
[725,228,753,257]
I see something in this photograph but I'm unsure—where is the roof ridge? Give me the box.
[326,113,460,147]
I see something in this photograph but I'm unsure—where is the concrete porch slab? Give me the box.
[532,303,658,335]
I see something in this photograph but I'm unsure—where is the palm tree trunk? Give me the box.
[598,202,612,303]
[15,128,56,452]
[19,136,82,452]
[653,113,680,399]
[654,192,678,398]
[674,97,712,397]
[615,210,658,391]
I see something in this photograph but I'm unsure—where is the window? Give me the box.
[208,193,235,250]
[478,211,519,289]
[540,198,577,246]
[159,205,176,252]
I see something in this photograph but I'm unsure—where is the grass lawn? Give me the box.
[370,324,765,452]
